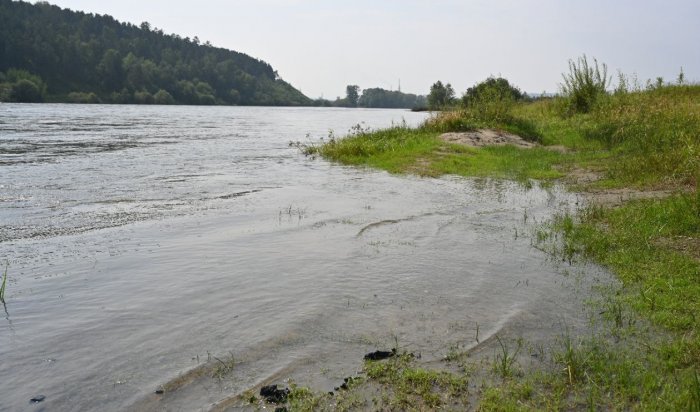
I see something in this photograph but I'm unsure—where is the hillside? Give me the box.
[0,0,311,105]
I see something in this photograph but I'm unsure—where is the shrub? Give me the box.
[560,55,611,113]
[462,77,523,107]
[11,79,43,102]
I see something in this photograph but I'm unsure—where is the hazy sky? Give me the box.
[45,0,700,98]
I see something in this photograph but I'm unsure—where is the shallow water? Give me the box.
[1,104,598,411]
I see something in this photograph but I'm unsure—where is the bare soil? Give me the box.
[439,129,537,148]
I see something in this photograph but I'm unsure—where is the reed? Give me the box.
[0,263,7,304]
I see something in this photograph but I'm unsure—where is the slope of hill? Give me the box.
[0,0,311,105]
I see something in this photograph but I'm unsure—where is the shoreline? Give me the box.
[239,86,698,410]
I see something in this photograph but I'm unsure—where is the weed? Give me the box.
[493,335,522,379]
[0,262,7,304]
[553,328,588,385]
[211,352,235,380]
[560,54,611,114]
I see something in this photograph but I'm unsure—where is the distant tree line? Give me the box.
[0,0,311,105]
[426,77,527,110]
[313,84,427,109]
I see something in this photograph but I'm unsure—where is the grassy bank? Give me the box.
[307,83,699,189]
[284,74,700,410]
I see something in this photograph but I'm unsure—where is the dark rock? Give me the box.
[260,384,289,404]
[30,395,46,403]
[154,389,164,395]
[363,348,396,361]
[336,376,361,391]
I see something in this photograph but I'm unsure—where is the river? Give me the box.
[0,104,599,411]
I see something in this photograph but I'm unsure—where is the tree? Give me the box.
[154,89,175,105]
[0,1,312,106]
[346,85,360,107]
[427,81,455,110]
[97,49,123,90]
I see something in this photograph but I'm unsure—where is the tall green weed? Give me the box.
[560,55,611,114]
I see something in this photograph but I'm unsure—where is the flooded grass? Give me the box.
[304,82,700,410]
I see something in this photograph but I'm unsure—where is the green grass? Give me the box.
[364,353,469,410]
[310,85,700,190]
[560,194,700,333]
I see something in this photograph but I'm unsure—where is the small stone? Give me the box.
[30,395,46,403]
[154,389,164,395]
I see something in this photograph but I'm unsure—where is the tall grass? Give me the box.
[588,85,700,186]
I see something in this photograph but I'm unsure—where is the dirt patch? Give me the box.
[654,236,700,262]
[582,188,677,207]
[544,145,571,153]
[566,167,603,185]
[439,129,537,148]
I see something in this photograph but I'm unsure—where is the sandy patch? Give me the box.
[582,188,678,207]
[439,129,537,148]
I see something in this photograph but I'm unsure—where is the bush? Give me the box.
[560,55,611,114]
[463,77,523,106]
[457,77,524,123]
[11,79,43,102]
[0,83,11,102]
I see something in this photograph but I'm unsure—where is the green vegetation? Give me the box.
[0,0,310,105]
[299,57,699,410]
[560,55,611,114]
[427,80,456,110]
[0,263,7,304]
[0,68,48,102]
[257,354,470,411]
[313,60,699,190]
[463,76,524,108]
[358,87,426,109]
[313,85,427,109]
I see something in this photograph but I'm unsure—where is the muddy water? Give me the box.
[1,104,596,411]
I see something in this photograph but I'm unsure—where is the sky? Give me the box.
[44,0,700,99]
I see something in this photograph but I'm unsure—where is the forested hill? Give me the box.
[0,0,312,105]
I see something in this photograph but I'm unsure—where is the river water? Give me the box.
[1,104,599,411]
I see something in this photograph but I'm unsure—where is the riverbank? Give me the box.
[274,84,699,410]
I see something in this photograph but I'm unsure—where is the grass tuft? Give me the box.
[0,263,7,304]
